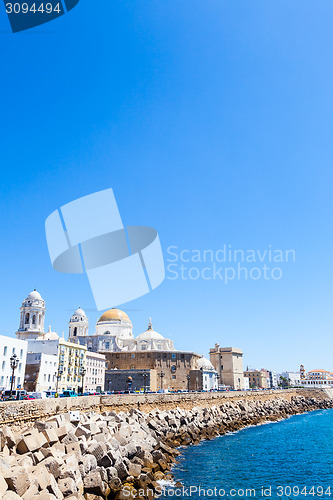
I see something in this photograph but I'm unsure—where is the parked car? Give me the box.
[60,390,77,398]
[45,391,56,398]
[30,392,48,400]
[23,394,35,400]
[3,389,27,401]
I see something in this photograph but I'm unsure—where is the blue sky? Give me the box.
[0,0,333,372]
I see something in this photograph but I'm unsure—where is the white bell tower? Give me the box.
[16,289,46,340]
[68,307,89,341]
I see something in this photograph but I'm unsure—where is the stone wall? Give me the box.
[0,388,330,428]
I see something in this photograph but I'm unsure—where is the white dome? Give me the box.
[136,329,165,341]
[136,318,164,341]
[71,307,87,320]
[41,331,59,340]
[26,290,42,301]
[196,356,215,370]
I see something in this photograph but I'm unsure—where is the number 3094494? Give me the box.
[5,3,62,14]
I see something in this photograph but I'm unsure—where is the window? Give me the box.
[18,363,22,372]
[172,353,176,359]
[74,327,77,337]
[2,361,5,370]
[20,349,23,359]
[12,348,15,355]
[104,342,110,350]
[172,375,176,379]
[32,315,36,325]
[3,346,7,356]
[131,354,135,359]
[104,331,110,335]
[25,313,29,324]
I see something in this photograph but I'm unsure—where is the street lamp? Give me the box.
[187,374,190,392]
[159,371,165,391]
[10,354,19,399]
[80,367,86,395]
[142,370,149,393]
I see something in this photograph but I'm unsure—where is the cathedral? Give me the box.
[68,307,204,391]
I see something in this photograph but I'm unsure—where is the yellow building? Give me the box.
[57,339,87,393]
[244,369,268,389]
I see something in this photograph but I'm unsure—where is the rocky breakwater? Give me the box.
[0,394,332,500]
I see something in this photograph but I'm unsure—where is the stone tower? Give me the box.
[16,289,46,340]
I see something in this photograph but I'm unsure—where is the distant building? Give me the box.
[243,376,250,390]
[299,369,333,388]
[281,371,300,386]
[210,344,244,389]
[24,352,58,392]
[27,338,86,393]
[244,369,268,389]
[189,357,218,392]
[85,351,106,393]
[0,335,27,391]
[269,371,278,388]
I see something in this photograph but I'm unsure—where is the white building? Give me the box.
[281,371,300,386]
[299,369,333,388]
[269,371,278,388]
[243,376,250,390]
[196,357,218,391]
[85,351,106,392]
[0,335,27,391]
[25,352,58,392]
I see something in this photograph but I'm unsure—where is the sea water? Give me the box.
[160,409,333,499]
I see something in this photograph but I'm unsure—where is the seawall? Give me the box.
[0,388,331,428]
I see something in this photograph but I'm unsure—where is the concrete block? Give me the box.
[5,467,30,496]
[58,477,77,496]
[43,456,64,479]
[43,428,59,446]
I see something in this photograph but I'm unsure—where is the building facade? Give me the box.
[210,344,244,389]
[85,351,106,392]
[25,352,58,392]
[281,371,300,386]
[299,369,333,388]
[244,369,268,389]
[0,335,27,391]
[26,338,87,393]
[189,357,218,391]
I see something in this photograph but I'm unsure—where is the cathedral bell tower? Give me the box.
[68,307,89,342]
[16,289,46,340]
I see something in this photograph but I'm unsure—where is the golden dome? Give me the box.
[98,308,131,323]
